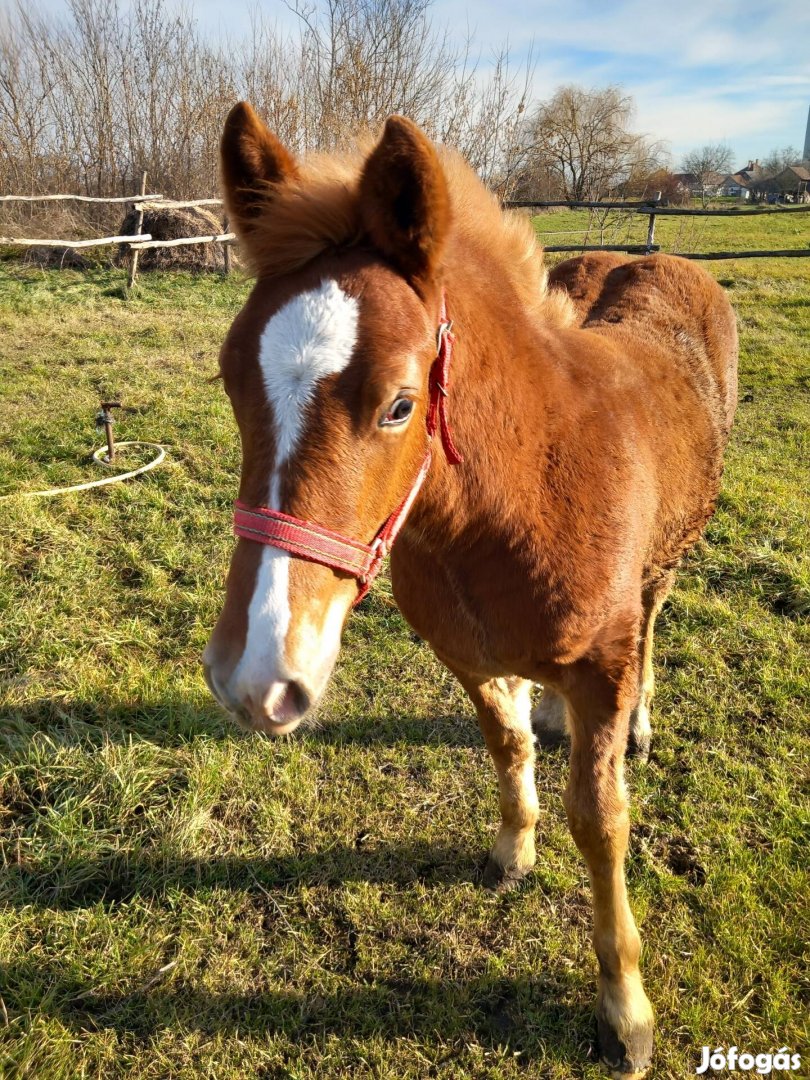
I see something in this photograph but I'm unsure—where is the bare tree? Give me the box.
[681,142,734,207]
[634,168,689,206]
[520,85,665,202]
[761,145,801,175]
[440,42,534,196]
[0,0,535,210]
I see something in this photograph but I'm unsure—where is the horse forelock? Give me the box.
[236,140,574,329]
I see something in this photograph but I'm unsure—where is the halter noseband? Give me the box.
[232,291,463,605]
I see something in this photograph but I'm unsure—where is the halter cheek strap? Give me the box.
[232,290,463,605]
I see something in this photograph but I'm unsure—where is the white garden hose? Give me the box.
[0,441,166,501]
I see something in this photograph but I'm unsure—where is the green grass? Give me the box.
[533,204,810,255]
[0,248,808,1079]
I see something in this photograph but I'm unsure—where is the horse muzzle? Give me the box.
[202,654,316,737]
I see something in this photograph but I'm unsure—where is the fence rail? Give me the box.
[504,197,810,259]
[0,192,163,204]
[0,189,231,285]
[2,191,810,274]
[505,199,810,216]
[129,232,235,250]
[0,233,153,249]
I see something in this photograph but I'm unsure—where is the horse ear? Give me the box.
[359,116,450,296]
[220,102,298,233]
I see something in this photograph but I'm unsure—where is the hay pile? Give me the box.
[3,203,96,269]
[117,205,232,272]
[22,246,91,270]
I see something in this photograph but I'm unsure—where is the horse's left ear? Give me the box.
[359,116,450,297]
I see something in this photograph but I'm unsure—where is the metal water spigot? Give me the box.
[95,400,122,462]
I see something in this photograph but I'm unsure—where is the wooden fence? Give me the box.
[503,197,810,259]
[0,188,234,286]
[2,192,810,280]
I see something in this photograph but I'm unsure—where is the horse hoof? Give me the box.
[482,856,530,892]
[597,1012,653,1078]
[625,732,650,762]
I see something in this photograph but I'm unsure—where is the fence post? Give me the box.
[645,191,661,255]
[127,170,148,289]
[222,213,231,275]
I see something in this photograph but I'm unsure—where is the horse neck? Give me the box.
[413,261,556,542]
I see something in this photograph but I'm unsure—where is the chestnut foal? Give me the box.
[203,103,738,1077]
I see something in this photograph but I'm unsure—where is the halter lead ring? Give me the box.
[233,291,463,605]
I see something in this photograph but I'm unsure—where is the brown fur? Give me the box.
[206,105,739,1076]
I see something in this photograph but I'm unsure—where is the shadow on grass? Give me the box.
[3,840,497,911]
[2,698,481,749]
[0,961,596,1067]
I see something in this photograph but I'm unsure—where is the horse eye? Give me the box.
[380,397,414,427]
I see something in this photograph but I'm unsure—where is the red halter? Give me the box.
[233,291,463,605]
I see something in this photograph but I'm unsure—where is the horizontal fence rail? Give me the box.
[0,192,163,204]
[543,243,659,254]
[505,199,810,216]
[0,233,153,248]
[630,204,810,217]
[678,249,810,260]
[504,197,810,259]
[135,198,223,210]
[506,199,661,210]
[2,191,809,276]
[129,232,235,250]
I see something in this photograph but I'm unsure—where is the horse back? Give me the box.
[545,252,738,581]
[549,252,738,438]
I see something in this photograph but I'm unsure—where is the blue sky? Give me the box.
[41,0,810,167]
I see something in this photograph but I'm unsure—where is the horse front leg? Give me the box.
[563,656,654,1078]
[456,673,539,890]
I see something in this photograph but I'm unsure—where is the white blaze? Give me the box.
[232,280,359,697]
[259,278,360,506]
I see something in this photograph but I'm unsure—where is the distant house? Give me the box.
[673,170,726,199]
[771,163,810,201]
[719,173,750,199]
[671,172,698,198]
[718,160,767,200]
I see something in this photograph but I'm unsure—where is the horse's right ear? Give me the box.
[220,102,298,232]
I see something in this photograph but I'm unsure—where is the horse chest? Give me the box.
[391,537,604,678]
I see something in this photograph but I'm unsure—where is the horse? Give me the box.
[203,102,738,1077]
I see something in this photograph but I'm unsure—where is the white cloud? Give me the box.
[432,0,810,162]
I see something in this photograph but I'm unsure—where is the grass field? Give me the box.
[532,203,810,256]
[0,217,808,1079]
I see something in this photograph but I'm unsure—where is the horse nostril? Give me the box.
[265,680,310,723]
[244,679,312,735]
[202,661,220,703]
[287,680,311,718]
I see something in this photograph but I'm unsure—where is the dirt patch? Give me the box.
[632,824,707,886]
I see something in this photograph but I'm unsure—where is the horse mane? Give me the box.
[240,137,574,329]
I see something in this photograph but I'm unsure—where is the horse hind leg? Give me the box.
[627,572,675,761]
[455,672,539,891]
